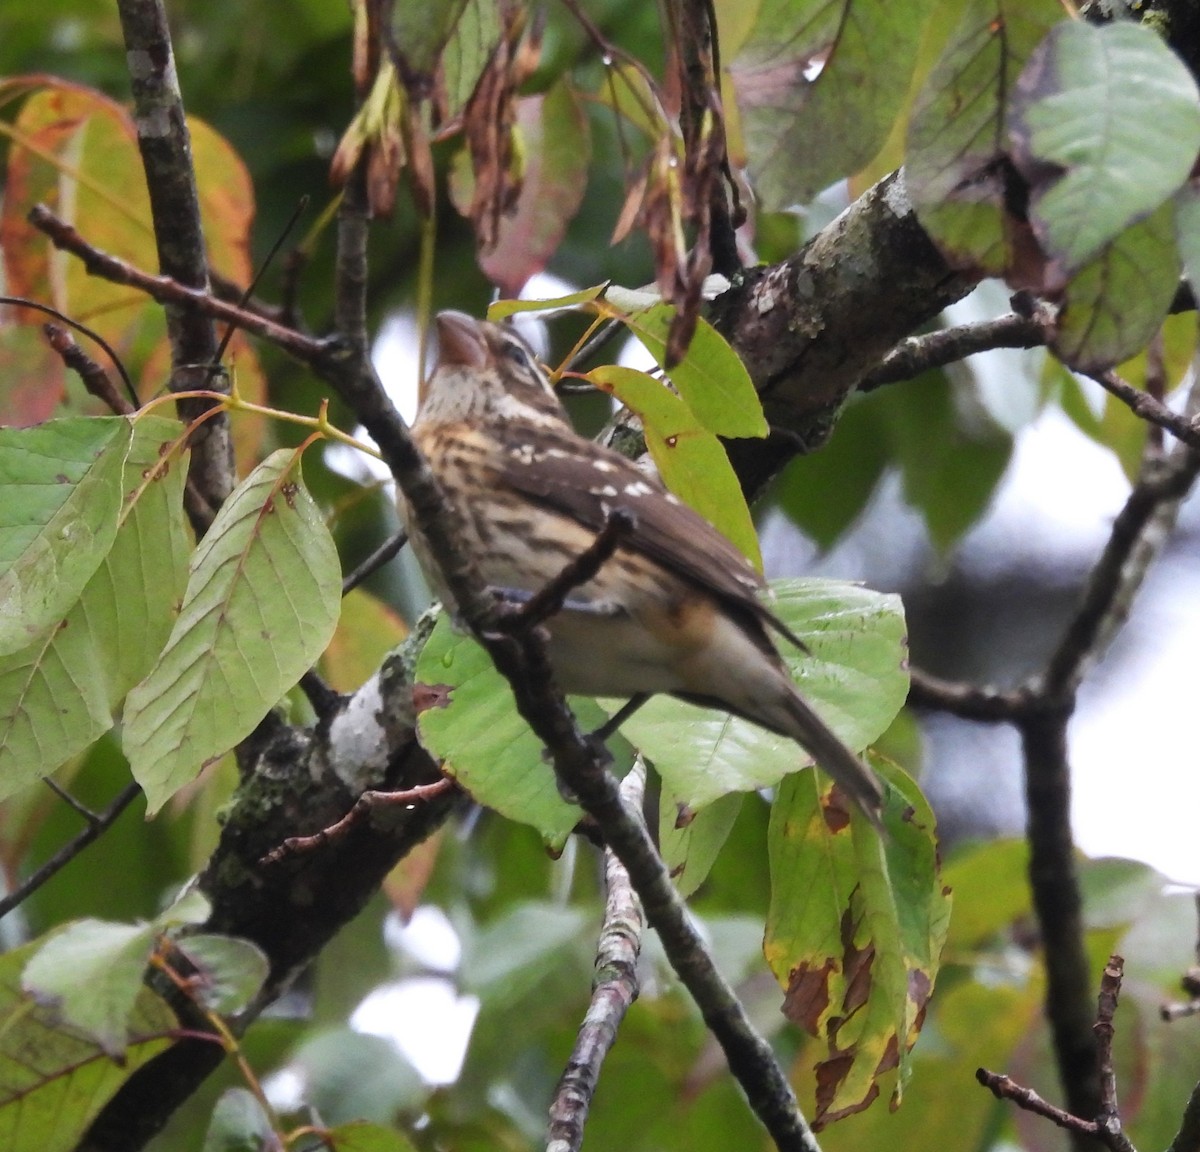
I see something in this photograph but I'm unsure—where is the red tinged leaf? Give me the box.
[472,82,590,296]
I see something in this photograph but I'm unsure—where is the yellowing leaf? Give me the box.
[587,364,762,569]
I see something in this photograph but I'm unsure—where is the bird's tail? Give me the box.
[770,685,885,829]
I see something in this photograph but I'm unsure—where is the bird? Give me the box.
[400,309,885,824]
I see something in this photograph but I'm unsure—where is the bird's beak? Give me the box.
[435,311,489,370]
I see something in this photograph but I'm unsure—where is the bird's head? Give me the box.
[416,311,568,428]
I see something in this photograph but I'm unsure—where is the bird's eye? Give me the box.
[500,339,533,371]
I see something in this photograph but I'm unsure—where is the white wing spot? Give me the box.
[543,447,572,459]
[591,484,619,498]
[591,459,617,473]
[664,493,682,505]
[623,480,654,497]
[509,444,536,465]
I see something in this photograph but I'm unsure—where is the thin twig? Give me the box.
[28,205,330,367]
[976,953,1137,1152]
[0,295,138,405]
[259,779,455,866]
[906,668,1032,722]
[342,530,409,596]
[1094,956,1124,1137]
[0,784,141,921]
[43,322,135,415]
[977,1069,1100,1136]
[1088,369,1200,451]
[861,311,1048,390]
[1042,446,1200,699]
[42,778,100,823]
[548,761,647,1152]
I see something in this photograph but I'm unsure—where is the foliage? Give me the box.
[0,1,1198,1151]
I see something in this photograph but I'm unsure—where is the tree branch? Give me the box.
[1088,369,1200,451]
[547,762,647,1152]
[116,0,235,518]
[976,953,1137,1152]
[862,310,1048,390]
[712,170,978,498]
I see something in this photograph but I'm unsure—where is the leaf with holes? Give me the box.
[123,450,341,814]
[766,758,948,1127]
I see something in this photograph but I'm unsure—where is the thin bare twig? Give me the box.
[341,530,409,596]
[259,779,455,866]
[0,295,138,405]
[1094,957,1125,1138]
[28,205,330,367]
[906,668,1032,721]
[0,784,141,921]
[1088,369,1200,451]
[862,311,1048,390]
[977,953,1136,1152]
[548,761,647,1152]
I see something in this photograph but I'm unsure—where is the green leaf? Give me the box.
[1053,199,1181,373]
[0,416,188,801]
[487,282,608,320]
[612,578,908,809]
[907,0,1064,274]
[765,758,948,1126]
[388,0,470,93]
[1010,20,1200,276]
[0,942,175,1152]
[1179,179,1200,295]
[731,0,932,208]
[883,370,1013,551]
[175,934,270,1014]
[606,304,768,439]
[474,81,591,297]
[586,365,762,568]
[0,416,132,657]
[291,1030,427,1126]
[22,920,157,1057]
[773,396,890,548]
[659,790,743,899]
[123,449,342,814]
[941,838,1030,952]
[202,1088,276,1152]
[441,0,503,120]
[326,1122,420,1152]
[414,614,633,849]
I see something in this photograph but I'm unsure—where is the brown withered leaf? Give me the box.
[457,1,539,251]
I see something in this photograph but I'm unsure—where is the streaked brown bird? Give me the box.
[401,310,885,823]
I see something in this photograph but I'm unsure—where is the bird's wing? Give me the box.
[494,422,806,650]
